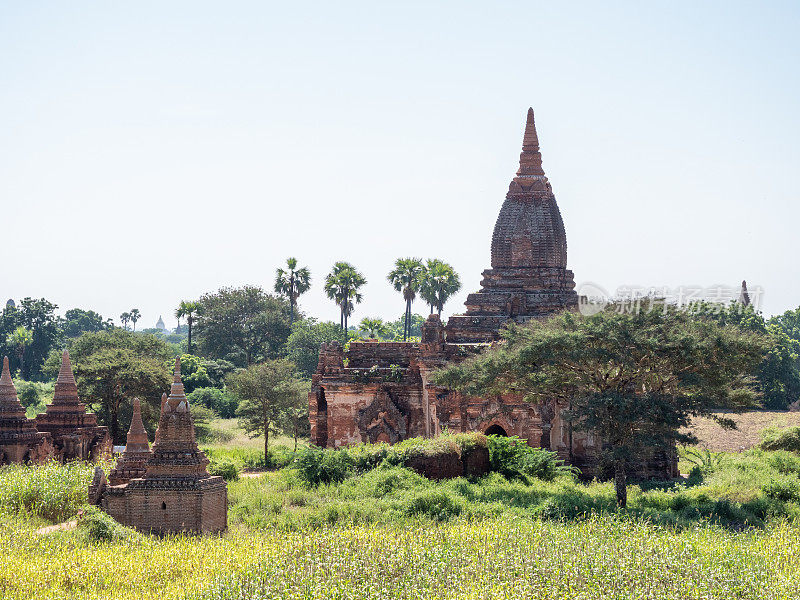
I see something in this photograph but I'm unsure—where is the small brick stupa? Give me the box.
[34,350,111,462]
[108,398,151,485]
[0,356,52,464]
[101,358,227,534]
[446,108,578,342]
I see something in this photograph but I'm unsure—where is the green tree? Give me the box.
[359,317,387,339]
[195,286,291,367]
[286,319,343,378]
[388,258,425,341]
[6,326,33,379]
[61,308,112,338]
[324,262,366,342]
[120,312,131,331]
[175,300,201,354]
[228,358,308,456]
[54,329,173,443]
[419,259,461,316]
[0,298,62,380]
[129,309,141,331]
[435,305,766,508]
[274,257,311,328]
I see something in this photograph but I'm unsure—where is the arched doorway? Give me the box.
[316,388,328,447]
[485,424,508,437]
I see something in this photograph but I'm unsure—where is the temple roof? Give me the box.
[125,398,150,454]
[0,356,26,419]
[490,108,568,270]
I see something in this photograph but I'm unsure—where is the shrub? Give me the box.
[760,427,800,453]
[487,435,571,481]
[79,506,138,542]
[209,458,240,481]
[406,489,464,521]
[190,404,217,443]
[294,446,354,485]
[187,387,238,419]
[762,478,800,502]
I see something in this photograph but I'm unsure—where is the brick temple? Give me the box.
[0,356,52,465]
[35,350,111,462]
[309,109,677,479]
[96,358,227,534]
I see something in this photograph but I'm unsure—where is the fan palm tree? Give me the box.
[419,259,462,316]
[129,308,141,331]
[387,257,425,341]
[324,262,367,342]
[274,257,311,328]
[175,300,201,354]
[6,326,33,379]
[120,312,131,330]
[359,317,387,339]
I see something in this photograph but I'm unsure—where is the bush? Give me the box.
[762,478,800,502]
[487,435,571,481]
[79,506,138,542]
[406,489,464,521]
[760,427,800,453]
[518,448,573,482]
[187,387,238,419]
[209,457,240,481]
[294,446,354,485]
[190,404,217,443]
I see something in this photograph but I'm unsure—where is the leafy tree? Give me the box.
[175,300,201,354]
[388,258,425,341]
[277,391,310,452]
[228,359,308,456]
[286,319,343,378]
[120,312,131,331]
[435,305,766,507]
[359,317,387,339]
[324,262,366,342]
[274,257,311,328]
[62,308,112,338]
[0,298,62,380]
[195,286,291,367]
[55,329,173,443]
[386,313,426,341]
[6,326,33,379]
[187,387,238,419]
[419,259,461,316]
[129,309,141,331]
[177,354,214,393]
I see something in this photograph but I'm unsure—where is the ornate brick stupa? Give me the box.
[446,108,578,342]
[0,356,52,464]
[34,350,111,462]
[100,358,227,534]
[107,397,151,485]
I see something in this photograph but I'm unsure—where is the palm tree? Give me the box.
[175,300,201,354]
[129,308,141,331]
[274,257,311,328]
[359,317,387,339]
[120,312,131,330]
[6,326,33,379]
[387,258,425,341]
[419,259,462,316]
[324,262,367,342]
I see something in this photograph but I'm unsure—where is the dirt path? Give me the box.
[36,520,77,535]
[686,410,800,451]
[240,471,268,478]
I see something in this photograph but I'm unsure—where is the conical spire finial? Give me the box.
[125,397,150,452]
[739,280,751,306]
[1,356,12,386]
[168,356,186,402]
[516,107,545,178]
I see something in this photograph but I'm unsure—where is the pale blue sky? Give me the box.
[1,1,798,328]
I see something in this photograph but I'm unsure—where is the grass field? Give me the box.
[686,410,800,451]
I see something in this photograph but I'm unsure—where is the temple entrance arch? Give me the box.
[316,388,328,447]
[485,424,508,437]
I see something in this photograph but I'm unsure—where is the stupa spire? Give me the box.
[516,107,545,178]
[57,350,76,385]
[169,356,186,402]
[1,356,12,387]
[0,356,25,414]
[125,398,150,453]
[739,280,751,306]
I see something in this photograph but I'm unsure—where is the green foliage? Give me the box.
[208,457,240,481]
[187,387,238,419]
[195,286,292,367]
[0,461,94,522]
[760,426,800,452]
[324,262,367,341]
[419,258,461,315]
[486,435,571,481]
[286,318,342,378]
[405,489,464,521]
[78,505,139,542]
[294,445,354,485]
[387,257,425,341]
[191,404,217,443]
[274,257,311,327]
[62,308,113,338]
[0,298,61,381]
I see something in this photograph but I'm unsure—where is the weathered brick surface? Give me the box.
[108,397,151,485]
[34,350,111,462]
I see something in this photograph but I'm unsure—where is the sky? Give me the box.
[1,1,798,329]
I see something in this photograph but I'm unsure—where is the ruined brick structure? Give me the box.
[96,358,227,534]
[107,397,151,485]
[0,356,53,465]
[309,109,678,480]
[35,350,111,462]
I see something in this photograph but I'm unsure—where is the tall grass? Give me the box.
[0,461,95,522]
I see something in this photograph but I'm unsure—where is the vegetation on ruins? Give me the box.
[227,358,309,456]
[435,305,768,507]
[175,300,201,354]
[194,286,292,367]
[324,261,366,341]
[274,257,311,328]
[387,257,425,341]
[419,258,462,316]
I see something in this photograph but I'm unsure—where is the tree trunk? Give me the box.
[344,311,348,342]
[289,272,295,328]
[18,349,25,380]
[264,417,269,459]
[614,458,627,508]
[187,316,193,354]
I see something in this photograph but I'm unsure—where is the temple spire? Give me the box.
[1,356,12,386]
[516,107,545,177]
[739,280,751,306]
[57,350,76,386]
